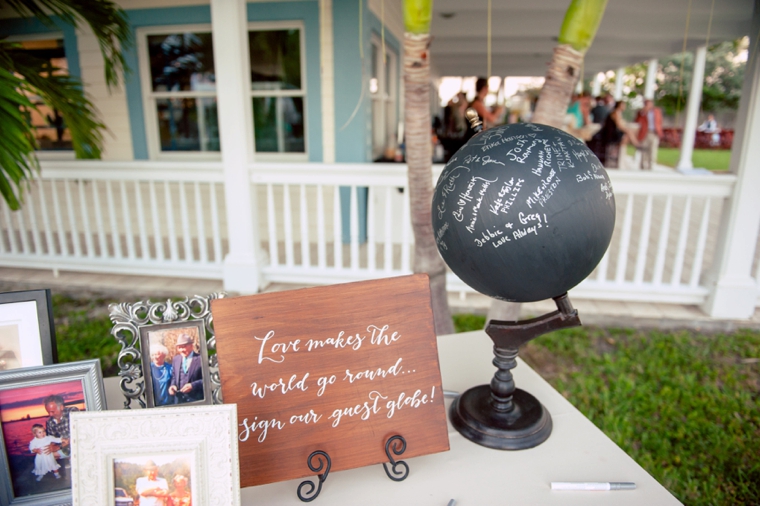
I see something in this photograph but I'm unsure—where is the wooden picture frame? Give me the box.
[109,294,224,409]
[69,405,240,506]
[139,320,211,408]
[0,360,105,506]
[0,289,57,372]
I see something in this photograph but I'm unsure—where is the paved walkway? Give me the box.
[1,266,758,333]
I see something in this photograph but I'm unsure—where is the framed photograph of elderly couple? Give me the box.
[139,320,212,408]
[0,359,105,506]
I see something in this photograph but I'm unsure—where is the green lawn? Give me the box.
[626,146,731,171]
[453,314,760,505]
[53,293,122,376]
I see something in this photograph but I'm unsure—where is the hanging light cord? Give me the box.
[487,0,492,78]
[381,0,386,63]
[359,0,364,58]
[675,0,692,123]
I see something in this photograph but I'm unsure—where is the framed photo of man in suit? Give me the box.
[139,320,212,408]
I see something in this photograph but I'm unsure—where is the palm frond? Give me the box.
[6,0,132,88]
[0,43,105,160]
[0,67,38,210]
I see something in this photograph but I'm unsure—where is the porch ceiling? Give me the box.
[429,0,754,77]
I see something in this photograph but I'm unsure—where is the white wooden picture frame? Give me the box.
[69,405,240,506]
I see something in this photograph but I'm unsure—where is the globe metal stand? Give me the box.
[449,293,581,450]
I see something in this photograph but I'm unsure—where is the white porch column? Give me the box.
[591,72,602,97]
[677,45,707,170]
[614,67,624,101]
[644,58,658,100]
[320,0,336,163]
[211,0,262,293]
[703,19,760,319]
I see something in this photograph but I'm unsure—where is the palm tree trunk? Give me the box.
[404,32,454,336]
[532,44,585,128]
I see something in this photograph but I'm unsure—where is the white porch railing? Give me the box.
[251,163,413,285]
[0,161,227,279]
[0,160,755,310]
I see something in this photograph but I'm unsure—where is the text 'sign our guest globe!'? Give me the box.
[432,123,616,303]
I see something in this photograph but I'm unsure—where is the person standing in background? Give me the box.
[698,113,721,146]
[469,78,504,130]
[591,94,612,125]
[635,99,663,170]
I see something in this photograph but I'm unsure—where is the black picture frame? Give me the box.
[0,289,57,372]
[0,359,105,506]
[139,320,212,408]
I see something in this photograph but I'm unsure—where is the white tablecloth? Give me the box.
[105,330,682,505]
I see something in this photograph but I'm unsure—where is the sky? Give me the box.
[0,379,85,422]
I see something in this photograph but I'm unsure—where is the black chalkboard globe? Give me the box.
[432,123,615,302]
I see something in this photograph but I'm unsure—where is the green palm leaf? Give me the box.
[1,45,106,160]
[5,0,132,87]
[0,67,37,210]
[0,0,131,210]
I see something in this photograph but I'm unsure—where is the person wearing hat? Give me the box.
[168,333,204,404]
[135,460,169,506]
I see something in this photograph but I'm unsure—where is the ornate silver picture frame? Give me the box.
[0,359,105,506]
[109,294,225,409]
[139,319,211,408]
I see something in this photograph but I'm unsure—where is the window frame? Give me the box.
[137,24,220,161]
[369,34,398,161]
[245,20,309,162]
[9,31,76,161]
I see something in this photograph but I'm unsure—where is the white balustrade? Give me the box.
[572,172,736,304]
[0,161,226,279]
[252,163,414,285]
[0,161,755,309]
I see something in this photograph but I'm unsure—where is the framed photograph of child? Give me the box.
[0,290,57,372]
[138,320,212,408]
[0,360,105,506]
[69,405,240,506]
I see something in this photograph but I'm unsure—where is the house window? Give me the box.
[249,25,306,154]
[15,37,73,154]
[370,37,397,161]
[139,26,219,158]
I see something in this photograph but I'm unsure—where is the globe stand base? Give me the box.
[450,386,552,450]
[449,293,581,451]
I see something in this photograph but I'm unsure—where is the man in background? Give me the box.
[591,94,612,125]
[636,99,663,170]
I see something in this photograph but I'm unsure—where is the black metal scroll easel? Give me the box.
[296,434,409,502]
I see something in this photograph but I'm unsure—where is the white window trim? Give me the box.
[246,20,308,162]
[9,32,75,160]
[370,34,398,160]
[137,24,221,161]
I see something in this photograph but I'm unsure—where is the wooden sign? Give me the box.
[211,274,450,487]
